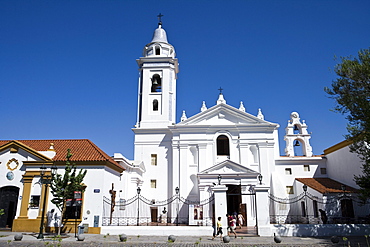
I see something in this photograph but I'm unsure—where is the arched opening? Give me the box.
[293,139,304,156]
[217,135,230,156]
[293,125,301,134]
[153,99,158,111]
[0,186,20,228]
[155,46,160,55]
[151,74,162,92]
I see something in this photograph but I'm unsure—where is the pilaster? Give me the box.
[212,185,228,227]
[254,185,271,236]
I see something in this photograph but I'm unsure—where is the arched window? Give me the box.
[153,99,158,111]
[155,46,160,55]
[217,135,230,156]
[293,125,300,134]
[151,74,162,92]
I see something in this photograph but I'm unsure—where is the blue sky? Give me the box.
[1,0,369,159]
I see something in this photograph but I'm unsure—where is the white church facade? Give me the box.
[0,20,369,237]
[110,21,369,236]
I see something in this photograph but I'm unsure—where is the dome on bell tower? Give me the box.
[151,24,168,43]
[142,23,176,58]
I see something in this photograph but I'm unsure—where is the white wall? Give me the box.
[325,145,362,189]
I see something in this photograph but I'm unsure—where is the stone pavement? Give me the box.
[0,231,369,246]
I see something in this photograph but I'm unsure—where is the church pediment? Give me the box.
[199,160,259,175]
[177,104,277,127]
[0,140,53,162]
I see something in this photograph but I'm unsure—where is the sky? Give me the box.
[1,0,369,160]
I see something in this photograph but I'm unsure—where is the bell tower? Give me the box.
[284,112,313,157]
[135,17,179,128]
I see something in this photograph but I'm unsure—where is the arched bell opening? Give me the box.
[151,74,162,92]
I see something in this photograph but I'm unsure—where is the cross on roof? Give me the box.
[218,87,223,94]
[157,13,164,24]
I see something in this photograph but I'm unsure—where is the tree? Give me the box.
[325,48,370,202]
[50,149,87,235]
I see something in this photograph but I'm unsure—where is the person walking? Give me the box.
[228,215,237,238]
[212,217,223,241]
[237,213,245,229]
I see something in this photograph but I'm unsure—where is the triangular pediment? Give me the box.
[200,160,259,175]
[0,140,53,162]
[177,104,277,127]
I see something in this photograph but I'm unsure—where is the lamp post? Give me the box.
[37,164,57,239]
[218,174,222,185]
[136,187,141,226]
[302,184,308,223]
[175,187,179,226]
[258,174,263,185]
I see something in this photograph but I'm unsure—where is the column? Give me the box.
[213,185,228,227]
[255,185,271,236]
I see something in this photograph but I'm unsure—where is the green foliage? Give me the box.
[325,48,370,202]
[0,209,4,216]
[50,149,87,234]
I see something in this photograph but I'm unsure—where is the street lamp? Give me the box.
[175,187,179,226]
[37,164,53,239]
[302,184,308,223]
[218,174,222,185]
[137,187,141,226]
[258,174,263,185]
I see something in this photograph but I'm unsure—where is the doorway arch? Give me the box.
[0,186,20,228]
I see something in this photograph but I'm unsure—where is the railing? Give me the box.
[270,215,321,224]
[102,216,213,226]
[270,215,370,224]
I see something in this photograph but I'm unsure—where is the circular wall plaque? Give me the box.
[6,171,14,181]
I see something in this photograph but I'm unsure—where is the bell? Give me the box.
[294,140,300,146]
[294,125,299,131]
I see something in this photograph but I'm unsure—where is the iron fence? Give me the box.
[102,194,214,227]
[269,190,370,224]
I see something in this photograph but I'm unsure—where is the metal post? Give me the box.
[137,187,141,226]
[175,187,179,226]
[303,184,308,223]
[37,165,49,239]
[74,199,77,237]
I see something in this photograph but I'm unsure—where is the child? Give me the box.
[212,217,223,241]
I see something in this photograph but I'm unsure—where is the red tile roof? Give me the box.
[0,139,123,171]
[296,178,358,194]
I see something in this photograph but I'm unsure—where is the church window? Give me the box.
[285,168,292,175]
[153,99,158,111]
[286,186,294,194]
[304,165,310,172]
[151,179,157,188]
[155,46,160,55]
[151,74,162,92]
[29,195,40,208]
[320,168,327,174]
[217,135,230,156]
[151,154,157,166]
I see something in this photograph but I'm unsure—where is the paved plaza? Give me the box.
[0,231,369,247]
